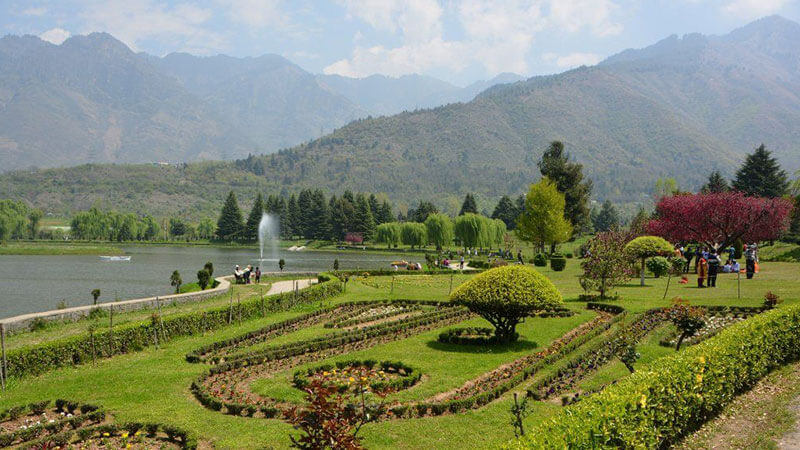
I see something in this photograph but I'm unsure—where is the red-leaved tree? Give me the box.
[648,192,793,250]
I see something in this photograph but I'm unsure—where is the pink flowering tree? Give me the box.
[648,192,793,251]
[580,230,636,299]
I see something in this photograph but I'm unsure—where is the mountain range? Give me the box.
[1,16,800,218]
[0,33,521,171]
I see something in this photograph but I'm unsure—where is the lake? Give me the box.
[0,246,411,319]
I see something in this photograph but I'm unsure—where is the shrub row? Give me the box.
[6,276,343,379]
[192,307,471,416]
[392,311,627,419]
[18,421,197,450]
[437,327,498,345]
[333,268,484,277]
[186,299,448,363]
[510,305,800,449]
[292,360,421,392]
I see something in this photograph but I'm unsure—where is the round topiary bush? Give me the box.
[624,236,674,286]
[449,265,563,342]
[533,253,548,267]
[646,256,671,278]
[550,254,567,271]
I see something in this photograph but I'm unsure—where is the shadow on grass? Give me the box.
[424,339,538,354]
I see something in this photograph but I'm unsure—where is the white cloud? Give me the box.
[21,7,48,16]
[78,0,224,54]
[544,51,602,68]
[217,0,287,27]
[723,0,790,18]
[325,0,622,79]
[40,28,71,44]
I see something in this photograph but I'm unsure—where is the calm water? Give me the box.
[0,246,408,318]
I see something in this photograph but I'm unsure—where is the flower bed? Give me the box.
[658,314,746,348]
[293,360,421,393]
[324,305,424,328]
[0,400,196,449]
[437,327,498,345]
[6,275,343,379]
[509,305,800,449]
[191,306,471,417]
[186,299,450,363]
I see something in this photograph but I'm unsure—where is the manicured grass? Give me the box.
[1,262,799,449]
[0,242,125,255]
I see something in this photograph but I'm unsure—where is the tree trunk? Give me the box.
[676,332,687,351]
[640,258,646,287]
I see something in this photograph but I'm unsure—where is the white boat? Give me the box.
[100,255,131,261]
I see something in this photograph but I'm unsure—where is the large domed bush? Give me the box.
[450,265,563,342]
[625,236,674,286]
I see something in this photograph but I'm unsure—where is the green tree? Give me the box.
[287,194,300,239]
[170,270,182,294]
[310,190,331,240]
[244,193,265,241]
[377,200,394,225]
[450,266,563,342]
[624,236,674,287]
[353,194,376,241]
[700,170,729,193]
[732,144,789,198]
[329,196,356,241]
[142,215,161,240]
[375,222,402,248]
[538,141,593,232]
[515,178,572,253]
[654,178,679,200]
[491,219,507,248]
[424,213,455,251]
[455,213,483,249]
[410,201,438,223]
[169,217,187,237]
[204,261,214,277]
[297,190,314,238]
[91,288,101,305]
[593,200,620,232]
[459,193,478,216]
[216,191,244,241]
[27,209,43,239]
[400,222,427,248]
[491,195,519,230]
[197,269,211,290]
[197,218,215,240]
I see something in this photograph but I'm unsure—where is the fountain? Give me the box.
[258,213,280,261]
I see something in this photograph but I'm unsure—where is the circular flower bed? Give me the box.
[293,360,421,393]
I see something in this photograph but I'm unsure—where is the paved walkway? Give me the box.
[264,279,316,295]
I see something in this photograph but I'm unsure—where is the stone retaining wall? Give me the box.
[1,276,232,333]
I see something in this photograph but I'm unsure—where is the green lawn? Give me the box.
[2,261,799,449]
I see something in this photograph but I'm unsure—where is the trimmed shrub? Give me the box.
[450,266,563,342]
[509,305,800,449]
[550,254,567,271]
[646,256,671,278]
[533,253,547,267]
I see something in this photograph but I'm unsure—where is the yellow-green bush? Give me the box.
[507,304,800,449]
[450,265,562,341]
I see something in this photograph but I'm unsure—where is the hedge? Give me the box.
[5,275,343,378]
[509,304,800,449]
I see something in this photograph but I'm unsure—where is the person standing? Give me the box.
[684,245,694,273]
[255,266,261,284]
[517,250,523,265]
[745,244,757,279]
[694,247,702,273]
[697,255,708,288]
[706,251,720,287]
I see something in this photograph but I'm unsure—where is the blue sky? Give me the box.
[2,0,799,86]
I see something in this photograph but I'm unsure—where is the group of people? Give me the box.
[233,264,261,284]
[677,243,759,288]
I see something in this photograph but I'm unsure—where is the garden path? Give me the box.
[263,279,316,296]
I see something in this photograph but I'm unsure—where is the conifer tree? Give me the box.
[491,195,519,230]
[297,190,313,238]
[378,200,394,225]
[286,194,299,239]
[354,194,376,241]
[459,193,478,216]
[244,193,265,241]
[216,191,244,240]
[538,141,592,232]
[593,200,620,232]
[310,190,331,240]
[732,144,789,198]
[700,170,729,194]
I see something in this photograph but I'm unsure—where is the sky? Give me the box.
[2,0,800,86]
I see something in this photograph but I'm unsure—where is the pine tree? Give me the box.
[700,171,729,194]
[368,194,383,224]
[310,190,331,240]
[538,141,593,232]
[459,193,478,216]
[244,193,265,241]
[354,194,376,241]
[491,195,518,230]
[378,200,394,225]
[286,194,299,239]
[297,189,313,238]
[411,201,438,222]
[216,191,244,240]
[593,200,620,232]
[732,144,789,198]
[330,196,355,241]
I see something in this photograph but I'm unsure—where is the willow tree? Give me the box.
[424,213,454,251]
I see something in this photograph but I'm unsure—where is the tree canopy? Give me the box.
[515,178,572,252]
[732,144,789,198]
[459,193,478,216]
[538,141,592,232]
[424,213,454,251]
[593,200,619,232]
[700,171,729,194]
[491,195,519,230]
